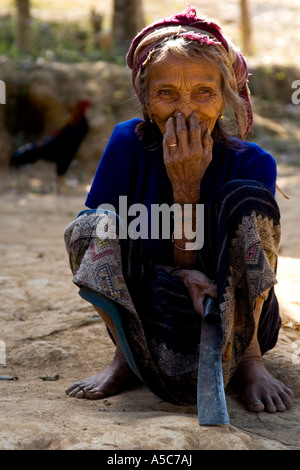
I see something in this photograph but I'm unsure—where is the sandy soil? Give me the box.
[0,161,299,451]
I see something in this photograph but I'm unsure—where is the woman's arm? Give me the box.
[162,112,213,267]
[86,120,140,211]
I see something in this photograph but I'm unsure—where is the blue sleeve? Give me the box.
[85,120,141,211]
[238,143,277,196]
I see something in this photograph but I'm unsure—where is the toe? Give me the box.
[66,386,85,398]
[85,388,106,399]
[272,396,287,412]
[264,395,277,413]
[247,399,265,413]
[66,387,78,397]
[65,384,77,394]
[280,391,294,409]
[284,387,295,400]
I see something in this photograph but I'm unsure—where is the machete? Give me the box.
[197,295,230,425]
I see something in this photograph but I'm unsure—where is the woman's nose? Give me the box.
[178,100,196,119]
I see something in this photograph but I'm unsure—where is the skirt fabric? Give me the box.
[64,180,282,406]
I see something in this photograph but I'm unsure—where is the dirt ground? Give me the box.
[0,161,299,451]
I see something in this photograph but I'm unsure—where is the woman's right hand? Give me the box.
[162,112,213,204]
[174,269,217,316]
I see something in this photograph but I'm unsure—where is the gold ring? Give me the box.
[169,143,177,147]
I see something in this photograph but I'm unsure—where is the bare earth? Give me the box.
[0,161,299,451]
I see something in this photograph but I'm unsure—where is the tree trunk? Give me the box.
[240,0,253,56]
[16,0,31,53]
[112,0,145,50]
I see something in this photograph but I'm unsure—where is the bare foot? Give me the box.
[65,348,139,399]
[233,357,294,413]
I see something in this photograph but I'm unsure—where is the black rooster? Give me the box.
[10,99,91,184]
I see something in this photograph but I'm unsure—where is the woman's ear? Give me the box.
[143,100,151,119]
[220,98,225,115]
[143,103,154,123]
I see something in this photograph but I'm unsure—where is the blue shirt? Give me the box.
[86,118,277,263]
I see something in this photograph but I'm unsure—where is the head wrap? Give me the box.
[126,7,253,137]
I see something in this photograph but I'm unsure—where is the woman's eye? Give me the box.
[196,89,211,95]
[157,90,174,97]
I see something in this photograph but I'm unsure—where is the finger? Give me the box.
[199,121,209,138]
[188,114,201,146]
[164,116,177,147]
[175,112,188,148]
[200,122,213,163]
[163,116,177,160]
[202,126,213,149]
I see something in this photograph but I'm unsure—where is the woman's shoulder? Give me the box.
[228,139,276,165]
[101,118,144,163]
[111,118,143,141]
[105,119,145,158]
[221,139,277,195]
[218,139,277,178]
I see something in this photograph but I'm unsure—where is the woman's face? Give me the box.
[146,52,224,135]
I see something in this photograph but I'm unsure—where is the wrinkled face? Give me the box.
[146,52,224,135]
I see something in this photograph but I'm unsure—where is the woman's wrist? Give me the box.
[172,185,200,205]
[173,194,200,206]
[172,200,201,224]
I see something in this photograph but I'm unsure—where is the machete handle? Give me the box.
[203,295,219,322]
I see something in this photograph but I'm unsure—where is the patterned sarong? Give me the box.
[64,180,282,405]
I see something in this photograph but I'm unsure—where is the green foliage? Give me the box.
[0,13,124,64]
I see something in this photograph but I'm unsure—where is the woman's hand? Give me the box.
[174,269,217,317]
[155,266,217,317]
[162,112,213,203]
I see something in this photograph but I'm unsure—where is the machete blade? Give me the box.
[197,295,230,425]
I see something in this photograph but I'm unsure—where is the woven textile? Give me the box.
[64,181,281,405]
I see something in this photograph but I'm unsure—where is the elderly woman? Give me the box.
[64,8,294,422]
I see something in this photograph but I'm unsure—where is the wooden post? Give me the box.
[240,0,253,56]
[112,0,145,50]
[16,0,31,53]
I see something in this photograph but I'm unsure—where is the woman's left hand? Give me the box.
[162,112,213,203]
[174,269,217,316]
[155,265,217,317]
